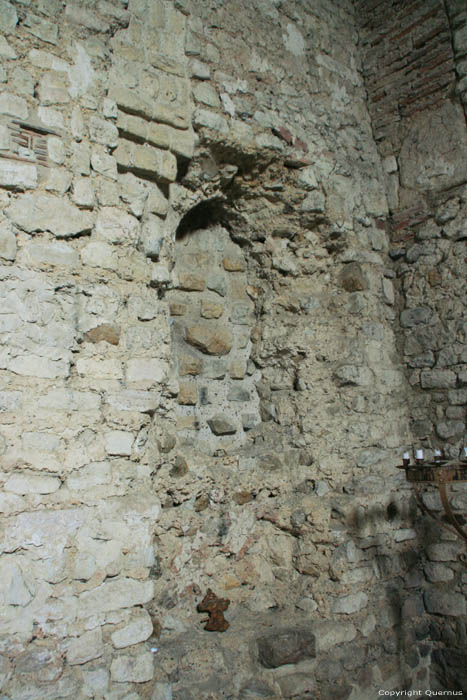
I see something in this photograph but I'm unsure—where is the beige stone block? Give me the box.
[0,92,28,119]
[132,143,177,183]
[186,324,233,355]
[78,578,154,617]
[110,650,154,683]
[0,160,37,191]
[147,184,169,217]
[91,149,118,180]
[169,126,195,159]
[105,430,134,456]
[147,122,170,149]
[95,207,140,245]
[9,354,69,378]
[67,628,104,665]
[179,355,201,376]
[76,357,123,379]
[117,111,147,142]
[0,222,16,261]
[89,116,119,147]
[230,361,246,379]
[223,256,246,272]
[177,273,205,291]
[109,86,153,121]
[126,358,166,386]
[66,462,111,491]
[37,73,69,105]
[81,241,118,270]
[169,302,187,316]
[114,140,133,169]
[176,416,200,431]
[111,610,153,649]
[22,241,79,268]
[178,382,198,405]
[201,300,224,319]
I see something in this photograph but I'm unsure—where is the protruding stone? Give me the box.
[0,160,37,191]
[257,628,316,668]
[7,194,94,237]
[186,325,233,356]
[177,273,205,291]
[339,262,367,292]
[178,382,198,405]
[207,415,237,435]
[201,300,224,318]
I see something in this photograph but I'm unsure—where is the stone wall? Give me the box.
[357,0,467,692]
[0,0,465,699]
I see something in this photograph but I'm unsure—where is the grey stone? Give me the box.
[257,627,316,668]
[111,610,153,649]
[356,448,386,467]
[23,13,58,44]
[0,222,16,261]
[331,592,368,614]
[424,563,454,583]
[316,621,357,652]
[227,386,250,401]
[436,420,465,439]
[67,628,104,665]
[207,273,227,297]
[110,651,154,683]
[420,369,457,389]
[207,415,237,435]
[334,365,372,386]
[424,590,466,616]
[426,543,461,561]
[400,307,432,327]
[7,194,94,237]
[0,1,17,33]
[0,92,28,119]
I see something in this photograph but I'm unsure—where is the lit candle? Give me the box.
[416,449,424,463]
[434,449,442,463]
[403,452,410,466]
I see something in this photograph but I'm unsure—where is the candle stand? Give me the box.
[396,453,467,564]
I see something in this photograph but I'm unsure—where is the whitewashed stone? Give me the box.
[29,49,69,72]
[9,354,70,378]
[76,357,123,379]
[81,241,118,270]
[106,390,160,413]
[0,160,37,190]
[110,650,154,683]
[105,430,134,456]
[111,610,153,649]
[67,628,104,665]
[7,194,94,237]
[5,473,61,495]
[95,207,140,244]
[77,578,154,617]
[126,358,167,386]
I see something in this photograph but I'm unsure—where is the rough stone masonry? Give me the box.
[0,0,466,698]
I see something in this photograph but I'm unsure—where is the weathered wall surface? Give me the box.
[0,0,465,698]
[357,0,467,692]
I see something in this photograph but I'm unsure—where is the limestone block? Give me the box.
[316,621,357,652]
[190,59,210,80]
[67,462,111,491]
[67,628,104,665]
[178,382,198,405]
[91,149,118,180]
[0,390,22,411]
[89,116,119,147]
[201,301,224,319]
[106,390,160,413]
[334,364,373,387]
[424,590,466,616]
[7,194,94,237]
[9,354,69,378]
[71,142,91,175]
[177,273,205,291]
[331,592,368,614]
[29,49,69,72]
[110,650,154,683]
[72,178,95,208]
[207,273,227,297]
[0,222,16,260]
[65,2,110,32]
[111,610,153,649]
[382,277,394,305]
[424,563,454,583]
[133,143,177,183]
[194,108,229,134]
[0,124,9,149]
[223,257,246,272]
[38,106,64,129]
[300,190,325,213]
[4,473,61,495]
[23,13,58,44]
[45,168,73,194]
[436,420,465,439]
[76,357,123,379]
[0,0,17,33]
[0,92,28,119]
[81,241,118,270]
[0,35,16,59]
[420,369,456,389]
[95,207,140,245]
[186,324,233,355]
[207,414,236,435]
[105,430,134,456]
[0,160,37,192]
[21,241,79,268]
[227,386,250,401]
[193,83,221,108]
[257,628,316,668]
[169,126,195,159]
[0,560,32,607]
[37,74,69,105]
[426,543,462,563]
[298,166,318,190]
[78,578,154,617]
[47,137,65,164]
[126,358,166,386]
[147,184,169,217]
[111,86,153,122]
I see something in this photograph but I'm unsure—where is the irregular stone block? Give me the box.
[339,262,367,292]
[89,116,119,147]
[186,325,233,355]
[223,256,246,272]
[178,382,198,405]
[436,420,465,439]
[0,222,16,260]
[424,591,466,617]
[0,92,28,119]
[177,273,205,291]
[106,390,159,414]
[9,354,69,378]
[110,651,154,683]
[67,628,104,665]
[126,358,166,386]
[426,543,461,562]
[7,194,94,237]
[207,415,236,435]
[0,0,17,33]
[78,578,154,617]
[67,462,111,491]
[420,369,456,389]
[91,149,118,180]
[95,207,139,245]
[4,473,61,495]
[316,621,357,652]
[22,241,79,268]
[111,610,153,649]
[23,13,58,44]
[201,301,224,319]
[207,273,227,296]
[81,241,118,270]
[331,592,368,614]
[0,35,16,58]
[227,386,250,401]
[257,627,316,668]
[105,430,134,456]
[334,364,372,386]
[401,307,433,327]
[83,324,120,345]
[64,2,110,32]
[0,160,37,191]
[194,108,228,134]
[37,73,69,105]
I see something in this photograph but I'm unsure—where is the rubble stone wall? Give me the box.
[357,0,467,692]
[0,0,465,699]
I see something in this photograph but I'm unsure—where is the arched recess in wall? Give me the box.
[167,199,261,455]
